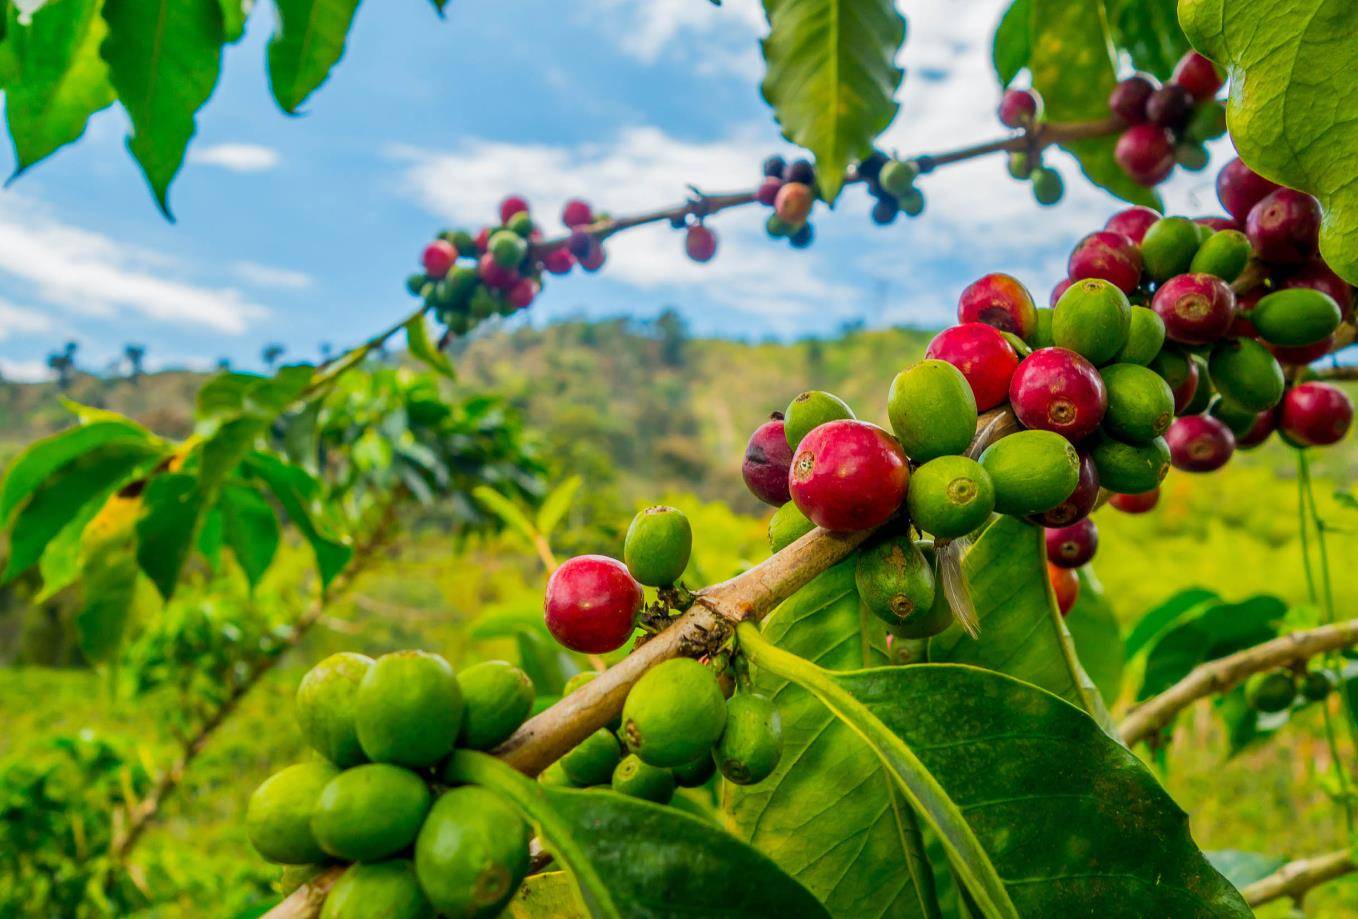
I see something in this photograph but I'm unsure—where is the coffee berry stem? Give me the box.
[1241,848,1356,907]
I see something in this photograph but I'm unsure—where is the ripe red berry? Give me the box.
[1195,216,1241,233]
[1280,382,1353,446]
[1171,357,1200,413]
[957,272,1038,338]
[1033,452,1100,527]
[924,322,1020,411]
[756,177,783,206]
[788,420,909,532]
[499,196,530,224]
[1247,188,1322,264]
[1109,488,1160,513]
[998,88,1039,128]
[1146,84,1194,131]
[743,415,794,506]
[544,555,643,654]
[1068,230,1143,294]
[478,252,519,290]
[542,247,574,275]
[1216,157,1280,224]
[1236,409,1276,448]
[1046,518,1098,569]
[1049,278,1073,307]
[508,278,537,309]
[1109,76,1156,125]
[685,225,718,263]
[1115,124,1175,186]
[1047,563,1079,616]
[579,238,607,272]
[1151,273,1236,345]
[422,240,457,278]
[475,226,492,254]
[1269,336,1333,366]
[1279,260,1354,318]
[1166,414,1236,471]
[1104,206,1161,245]
[1172,51,1223,101]
[561,199,593,228]
[1009,347,1108,441]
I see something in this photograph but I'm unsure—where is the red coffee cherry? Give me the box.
[1009,347,1108,442]
[1269,336,1334,366]
[477,252,519,290]
[422,240,457,278]
[1109,488,1160,513]
[1196,216,1241,233]
[508,278,538,310]
[998,88,1040,128]
[1216,157,1280,224]
[499,195,530,224]
[924,322,1020,412]
[1279,382,1353,446]
[1146,84,1194,131]
[957,272,1038,338]
[743,414,794,506]
[1068,230,1143,294]
[1115,124,1175,186]
[788,420,909,532]
[542,247,575,275]
[1109,76,1156,125]
[544,555,643,654]
[1236,410,1276,449]
[1247,188,1322,264]
[1172,51,1224,101]
[1046,518,1098,569]
[756,177,783,206]
[561,199,593,228]
[685,225,718,263]
[1151,273,1236,345]
[1104,205,1162,245]
[1047,563,1079,616]
[1166,415,1236,472]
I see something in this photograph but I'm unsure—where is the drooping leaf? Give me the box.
[726,562,939,918]
[100,0,224,216]
[1180,0,1358,283]
[471,485,536,543]
[760,0,905,201]
[3,0,116,175]
[1106,0,1189,80]
[267,0,361,114]
[991,0,1030,86]
[0,417,155,524]
[1064,567,1124,706]
[1138,595,1286,699]
[534,476,581,540]
[740,626,1254,918]
[134,472,206,600]
[447,751,829,919]
[76,516,142,661]
[220,482,280,587]
[1123,586,1220,660]
[929,516,1111,728]
[244,451,351,585]
[36,485,143,601]
[404,314,456,380]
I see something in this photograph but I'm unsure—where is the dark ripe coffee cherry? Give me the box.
[567,229,593,259]
[1216,157,1281,224]
[1146,84,1194,131]
[957,272,1038,338]
[1151,273,1235,345]
[1009,347,1108,441]
[1247,188,1322,264]
[1032,451,1100,527]
[1115,124,1175,186]
[544,555,643,654]
[1109,75,1156,125]
[998,88,1040,127]
[561,199,593,228]
[685,224,718,263]
[742,414,794,506]
[499,195,529,223]
[1104,205,1162,245]
[579,238,607,272]
[756,176,783,206]
[1235,408,1276,448]
[1173,50,1224,100]
[1046,518,1098,568]
[784,158,816,185]
[870,197,899,225]
[1269,336,1334,366]
[775,182,814,226]
[924,322,1019,411]
[1279,259,1355,318]
[763,154,788,178]
[789,420,909,532]
[1280,382,1353,446]
[1166,414,1236,472]
[422,240,457,278]
[478,252,519,290]
[789,223,815,248]
[542,246,574,275]
[857,150,889,181]
[1109,487,1160,513]
[1048,278,1072,309]
[1067,230,1143,294]
[507,278,537,310]
[1047,562,1079,616]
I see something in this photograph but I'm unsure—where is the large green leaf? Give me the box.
[725,562,939,918]
[267,0,361,114]
[135,472,206,600]
[446,751,829,919]
[760,0,905,201]
[244,451,351,585]
[1123,586,1220,660]
[929,516,1110,727]
[220,482,279,587]
[1107,0,1189,80]
[504,873,584,918]
[1137,595,1285,699]
[76,518,142,661]
[0,417,155,524]
[1181,0,1358,284]
[739,626,1253,918]
[3,0,116,174]
[1064,567,1124,706]
[100,0,224,215]
[220,0,250,42]
[991,0,1030,87]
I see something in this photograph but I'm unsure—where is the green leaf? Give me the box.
[220,0,250,42]
[471,485,537,543]
[220,482,279,587]
[503,873,583,918]
[199,416,267,491]
[447,751,829,919]
[267,0,361,114]
[991,0,1030,86]
[244,451,351,585]
[1180,0,1358,284]
[1106,0,1188,80]
[194,364,313,431]
[404,314,456,380]
[739,625,1254,918]
[3,0,116,175]
[36,485,144,601]
[929,516,1111,727]
[100,0,224,216]
[1064,567,1124,705]
[1123,586,1220,660]
[725,563,938,917]
[760,0,905,201]
[135,472,206,600]
[0,417,154,524]
[198,503,223,569]
[1138,595,1286,699]
[534,476,581,540]
[76,520,141,661]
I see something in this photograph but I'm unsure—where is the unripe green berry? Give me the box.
[624,505,692,587]
[784,390,855,449]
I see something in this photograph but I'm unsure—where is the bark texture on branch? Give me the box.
[1119,618,1358,745]
[1242,848,1356,906]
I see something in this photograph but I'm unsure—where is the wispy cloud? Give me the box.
[577,0,764,76]
[0,299,56,339]
[0,358,52,382]
[191,143,281,173]
[233,260,313,290]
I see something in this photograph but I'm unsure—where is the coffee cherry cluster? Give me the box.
[246,651,538,916]
[856,151,927,225]
[1246,665,1335,714]
[755,154,819,247]
[995,89,1066,206]
[1109,51,1227,186]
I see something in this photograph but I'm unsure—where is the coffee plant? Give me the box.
[3,0,1358,917]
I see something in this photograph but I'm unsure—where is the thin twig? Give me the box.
[1242,849,1356,907]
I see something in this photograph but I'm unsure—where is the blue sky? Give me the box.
[0,0,1231,379]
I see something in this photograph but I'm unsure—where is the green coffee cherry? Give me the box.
[1007,151,1032,180]
[1030,307,1055,348]
[1100,364,1175,443]
[1251,288,1343,347]
[1149,346,1194,392]
[766,214,792,238]
[887,359,978,462]
[457,661,535,750]
[1175,142,1209,172]
[1089,432,1170,494]
[1301,669,1335,702]
[888,543,955,639]
[898,187,926,217]
[671,751,717,787]
[355,651,462,768]
[507,211,534,238]
[415,787,531,918]
[1181,355,1214,416]
[624,505,692,586]
[321,861,432,919]
[1030,166,1063,205]
[622,658,726,768]
[784,390,855,449]
[297,652,373,768]
[1209,338,1285,412]
[1053,279,1132,365]
[538,761,578,787]
[855,535,937,626]
[768,501,815,553]
[978,430,1080,516]
[449,229,476,255]
[311,764,431,862]
[906,455,995,538]
[715,694,784,786]
[1245,670,1297,714]
[561,728,622,786]
[1185,100,1227,142]
[1113,306,1166,366]
[1140,217,1201,282]
[1189,229,1251,283]
[488,231,527,268]
[1210,396,1262,436]
[611,754,677,803]
[246,761,339,864]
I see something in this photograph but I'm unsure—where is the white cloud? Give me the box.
[0,358,52,382]
[0,299,56,339]
[578,0,764,75]
[233,260,313,290]
[191,143,281,173]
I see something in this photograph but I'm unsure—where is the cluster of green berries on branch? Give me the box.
[1246,665,1335,714]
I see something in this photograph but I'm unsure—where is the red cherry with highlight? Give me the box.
[1009,347,1108,442]
[1048,563,1079,616]
[1151,273,1236,345]
[998,88,1039,128]
[742,414,794,506]
[1247,188,1321,264]
[685,225,718,263]
[1166,415,1235,471]
[924,322,1020,411]
[475,226,492,254]
[544,555,643,654]
[542,247,574,275]
[1216,158,1280,224]
[422,240,457,278]
[1109,488,1160,513]
[1104,206,1161,245]
[1032,452,1100,527]
[1236,410,1276,448]
[1280,382,1353,446]
[788,420,909,532]
[478,252,519,290]
[1115,124,1175,186]
[508,278,538,310]
[1068,230,1143,294]
[1173,51,1223,100]
[561,199,593,228]
[1046,518,1098,569]
[1109,76,1156,125]
[957,272,1038,338]
[499,195,530,223]
[1171,357,1200,413]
